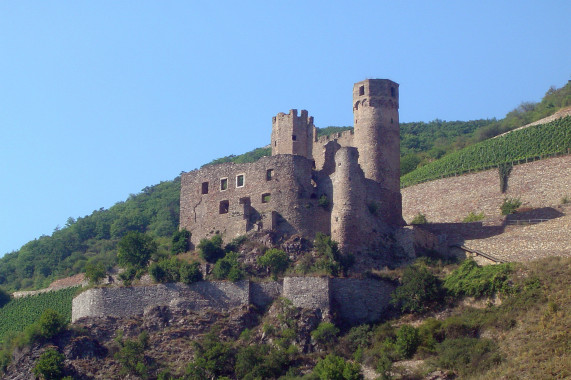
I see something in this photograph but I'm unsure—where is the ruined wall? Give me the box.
[180,155,319,245]
[271,109,315,159]
[72,277,396,325]
[72,281,250,322]
[330,278,396,324]
[402,155,571,223]
[313,130,354,171]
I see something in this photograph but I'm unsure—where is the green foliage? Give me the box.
[235,344,290,380]
[115,331,150,378]
[0,287,76,344]
[434,337,501,376]
[498,162,513,193]
[202,147,272,167]
[186,330,233,380]
[213,252,244,282]
[37,309,66,340]
[401,116,571,187]
[117,231,157,269]
[198,235,225,263]
[149,257,202,285]
[0,288,10,308]
[179,261,202,285]
[33,348,65,380]
[400,153,422,176]
[311,322,340,346]
[312,233,354,276]
[395,325,420,359]
[257,249,289,280]
[391,264,444,313]
[318,195,330,210]
[561,195,570,204]
[444,259,512,298]
[84,262,106,285]
[463,211,485,222]
[410,212,428,224]
[500,197,522,215]
[313,353,363,380]
[171,229,191,255]
[0,178,180,292]
[223,235,247,253]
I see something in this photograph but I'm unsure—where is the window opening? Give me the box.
[219,200,229,214]
[236,174,245,188]
[292,135,297,141]
[201,182,209,194]
[359,85,365,96]
[266,169,274,181]
[262,193,271,203]
[391,87,396,97]
[220,178,228,191]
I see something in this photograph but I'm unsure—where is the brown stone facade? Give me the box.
[180,79,404,253]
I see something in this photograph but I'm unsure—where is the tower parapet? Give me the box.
[352,79,400,193]
[271,109,315,160]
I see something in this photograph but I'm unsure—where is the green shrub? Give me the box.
[313,233,353,276]
[417,318,442,352]
[213,252,243,282]
[444,259,512,298]
[410,213,428,224]
[33,348,65,380]
[224,235,247,253]
[311,322,340,346]
[37,309,66,340]
[500,197,522,215]
[198,235,225,263]
[257,249,289,280]
[561,195,570,204]
[318,195,330,210]
[0,288,10,308]
[313,353,363,380]
[180,261,202,284]
[115,331,150,378]
[435,337,502,376]
[171,229,191,255]
[149,257,181,283]
[395,325,420,359]
[391,265,444,313]
[463,211,485,222]
[375,352,392,380]
[186,330,232,380]
[84,262,106,285]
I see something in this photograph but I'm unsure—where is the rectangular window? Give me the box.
[391,86,396,97]
[292,135,297,141]
[261,193,271,203]
[236,174,245,188]
[201,182,209,194]
[219,200,229,214]
[266,169,273,181]
[359,85,365,96]
[220,178,228,191]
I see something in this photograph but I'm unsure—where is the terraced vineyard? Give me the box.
[401,116,571,188]
[0,287,78,344]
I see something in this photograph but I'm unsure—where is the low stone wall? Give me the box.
[72,277,395,325]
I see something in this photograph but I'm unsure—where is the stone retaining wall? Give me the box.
[72,277,395,325]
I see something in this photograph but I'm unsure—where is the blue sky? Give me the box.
[1,1,570,256]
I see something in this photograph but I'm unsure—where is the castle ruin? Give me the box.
[180,79,404,253]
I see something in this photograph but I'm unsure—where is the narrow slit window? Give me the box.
[236,174,245,188]
[391,87,396,97]
[219,200,229,214]
[261,193,271,203]
[266,169,274,181]
[359,85,365,96]
[201,182,209,194]
[220,178,228,191]
[292,135,297,141]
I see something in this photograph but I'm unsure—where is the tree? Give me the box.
[84,262,106,285]
[0,287,10,308]
[117,231,157,269]
[171,229,191,255]
[257,249,289,280]
[391,265,444,314]
[197,235,225,263]
[37,309,66,340]
[33,348,65,380]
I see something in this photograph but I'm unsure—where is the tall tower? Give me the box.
[352,79,400,193]
[271,109,315,159]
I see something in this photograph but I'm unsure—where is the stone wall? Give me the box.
[72,277,395,325]
[402,155,571,223]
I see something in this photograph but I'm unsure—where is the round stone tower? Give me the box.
[352,79,400,193]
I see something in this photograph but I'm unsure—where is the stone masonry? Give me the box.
[180,79,404,254]
[72,277,395,325]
